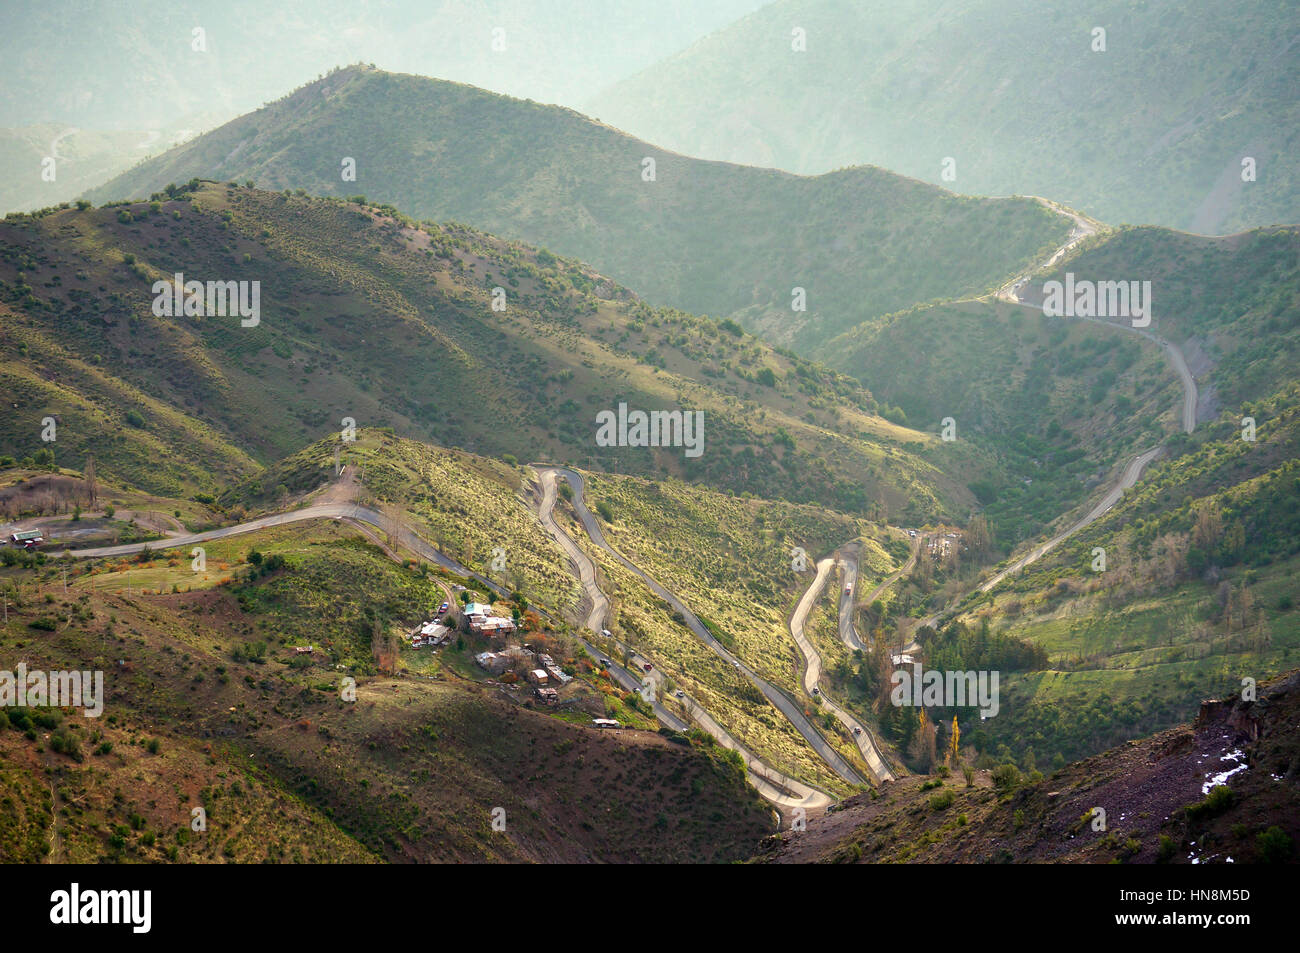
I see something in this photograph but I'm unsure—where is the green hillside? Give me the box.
[1,180,964,519]
[852,224,1300,769]
[0,511,772,862]
[588,0,1299,234]
[85,65,1070,353]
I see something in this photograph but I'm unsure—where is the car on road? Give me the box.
[600,659,612,668]
[674,690,684,698]
[908,530,917,537]
[438,602,449,613]
[853,726,862,735]
[731,660,740,668]
[844,583,852,594]
[643,662,653,673]
[812,687,820,695]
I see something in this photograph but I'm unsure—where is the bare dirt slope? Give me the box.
[758,670,1300,864]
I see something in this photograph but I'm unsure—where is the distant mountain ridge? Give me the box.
[86,65,1071,355]
[587,0,1300,234]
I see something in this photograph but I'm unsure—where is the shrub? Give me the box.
[929,789,955,811]
[50,730,83,761]
[1157,834,1177,862]
[1186,784,1233,820]
[1256,826,1294,863]
[991,764,1021,791]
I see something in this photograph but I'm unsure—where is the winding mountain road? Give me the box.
[535,466,866,788]
[585,633,833,811]
[836,555,862,651]
[533,467,836,809]
[54,469,844,808]
[52,501,510,599]
[996,199,1100,301]
[788,556,895,782]
[907,234,1201,634]
[535,469,609,632]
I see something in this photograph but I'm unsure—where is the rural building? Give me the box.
[475,652,510,675]
[536,653,571,685]
[526,668,549,686]
[478,615,517,636]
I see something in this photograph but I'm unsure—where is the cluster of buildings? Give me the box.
[463,602,518,637]
[475,644,572,705]
[410,597,576,707]
[410,599,518,651]
[926,532,962,559]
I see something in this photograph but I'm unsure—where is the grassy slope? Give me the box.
[589,0,1299,234]
[822,295,1180,548]
[570,470,910,787]
[0,517,773,863]
[85,65,1070,353]
[954,390,1300,766]
[819,225,1300,768]
[0,181,966,520]
[220,430,874,791]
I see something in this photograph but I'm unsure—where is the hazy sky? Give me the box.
[0,0,770,130]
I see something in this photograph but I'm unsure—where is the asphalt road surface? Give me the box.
[537,466,866,788]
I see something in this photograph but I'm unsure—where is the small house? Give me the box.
[475,652,509,675]
[526,668,549,686]
[536,653,571,686]
[479,616,517,636]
